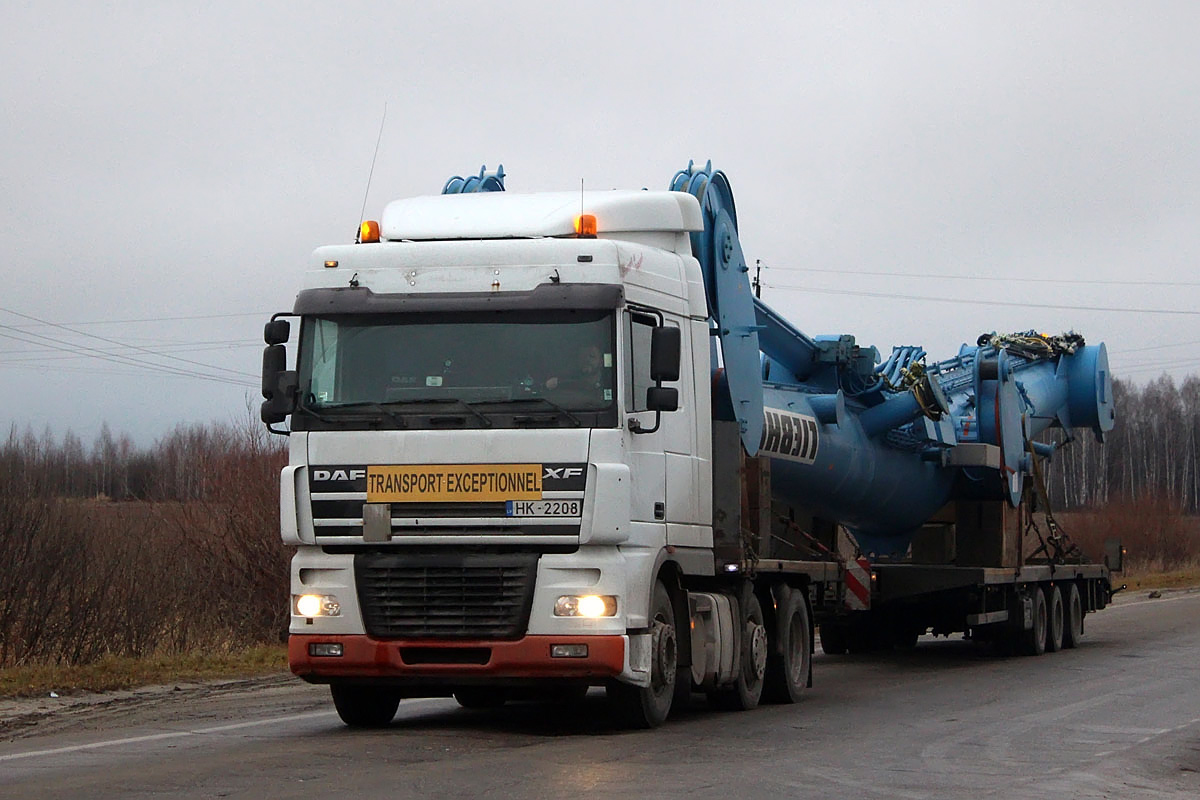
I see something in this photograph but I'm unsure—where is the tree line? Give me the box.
[0,375,1195,669]
[0,417,288,668]
[1045,375,1200,514]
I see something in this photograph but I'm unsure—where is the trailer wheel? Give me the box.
[454,688,508,709]
[1062,582,1084,648]
[819,624,848,655]
[330,684,402,728]
[709,592,767,711]
[607,581,677,728]
[1020,587,1048,656]
[1045,584,1064,653]
[763,586,811,704]
[892,627,920,650]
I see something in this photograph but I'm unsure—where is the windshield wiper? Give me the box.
[317,401,408,428]
[372,397,494,428]
[502,397,582,427]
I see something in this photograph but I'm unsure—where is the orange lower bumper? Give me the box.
[289,634,625,682]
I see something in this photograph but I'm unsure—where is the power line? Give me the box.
[0,306,257,381]
[0,339,257,364]
[0,326,254,388]
[2,311,272,328]
[1111,338,1200,355]
[765,265,1200,288]
[761,283,1200,316]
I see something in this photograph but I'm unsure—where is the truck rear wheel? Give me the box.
[709,592,767,711]
[330,684,402,728]
[763,586,811,704]
[819,624,848,655]
[1045,584,1064,653]
[1020,586,1048,656]
[607,581,677,728]
[1062,582,1084,648]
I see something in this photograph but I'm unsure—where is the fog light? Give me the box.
[554,595,617,617]
[551,644,588,658]
[295,594,341,617]
[308,642,343,657]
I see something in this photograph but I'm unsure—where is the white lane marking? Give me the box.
[0,711,334,763]
[1108,591,1200,610]
[0,698,448,763]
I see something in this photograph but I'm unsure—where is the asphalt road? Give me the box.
[2,588,1198,800]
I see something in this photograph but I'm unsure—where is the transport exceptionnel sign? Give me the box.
[366,464,543,503]
[759,407,820,465]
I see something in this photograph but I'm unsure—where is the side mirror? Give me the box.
[261,344,297,426]
[646,386,678,412]
[264,319,291,345]
[650,326,681,382]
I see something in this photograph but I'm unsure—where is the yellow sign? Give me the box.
[366,464,543,503]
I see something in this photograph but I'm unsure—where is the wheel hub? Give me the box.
[747,620,768,681]
[652,619,677,689]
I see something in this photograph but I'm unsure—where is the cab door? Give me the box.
[623,309,668,528]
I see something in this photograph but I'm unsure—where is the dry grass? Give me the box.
[1115,566,1200,592]
[1057,497,1200,574]
[0,645,287,698]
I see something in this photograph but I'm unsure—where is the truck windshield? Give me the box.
[295,309,617,430]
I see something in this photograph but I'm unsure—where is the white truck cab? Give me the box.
[264,188,752,727]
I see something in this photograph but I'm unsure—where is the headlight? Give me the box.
[554,595,618,617]
[295,594,341,617]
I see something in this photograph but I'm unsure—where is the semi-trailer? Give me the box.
[261,161,1119,728]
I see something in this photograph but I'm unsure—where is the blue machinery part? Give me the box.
[670,161,764,452]
[435,162,1116,555]
[668,161,1114,555]
[443,164,507,194]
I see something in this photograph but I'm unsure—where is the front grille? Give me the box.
[355,552,539,640]
[312,500,510,519]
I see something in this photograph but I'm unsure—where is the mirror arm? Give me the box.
[628,411,662,436]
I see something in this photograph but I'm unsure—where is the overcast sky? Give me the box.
[2,2,1198,445]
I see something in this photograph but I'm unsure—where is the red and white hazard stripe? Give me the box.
[844,557,871,611]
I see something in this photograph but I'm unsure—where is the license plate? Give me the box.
[505,499,582,517]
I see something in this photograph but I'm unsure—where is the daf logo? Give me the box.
[312,469,366,482]
[543,467,584,480]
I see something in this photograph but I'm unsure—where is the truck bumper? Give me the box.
[289,634,626,684]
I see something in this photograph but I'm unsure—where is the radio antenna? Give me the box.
[355,102,388,242]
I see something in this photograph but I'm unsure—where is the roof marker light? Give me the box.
[360,220,380,243]
[575,214,597,238]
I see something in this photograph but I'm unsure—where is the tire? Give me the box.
[1020,586,1047,656]
[891,626,920,650]
[1062,582,1084,649]
[454,688,508,709]
[709,592,767,711]
[1045,584,1064,653]
[763,586,811,704]
[330,684,402,728]
[819,624,848,655]
[607,581,678,728]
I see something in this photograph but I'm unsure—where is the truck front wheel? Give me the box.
[607,581,677,728]
[330,683,402,728]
